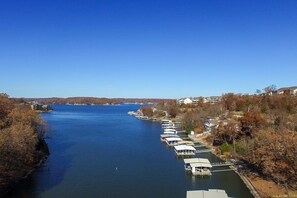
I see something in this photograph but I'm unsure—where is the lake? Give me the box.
[5,105,253,198]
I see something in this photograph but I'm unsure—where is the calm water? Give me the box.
[6,105,253,198]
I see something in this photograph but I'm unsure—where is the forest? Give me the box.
[143,92,297,189]
[0,94,48,196]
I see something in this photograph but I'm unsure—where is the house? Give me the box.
[203,96,221,104]
[31,104,52,112]
[277,86,297,95]
[177,98,193,105]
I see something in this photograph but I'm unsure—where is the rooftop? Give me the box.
[174,145,196,151]
[186,189,229,198]
[184,158,211,164]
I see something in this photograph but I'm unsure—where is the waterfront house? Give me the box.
[31,104,52,111]
[203,96,221,103]
[177,98,193,105]
[277,86,297,95]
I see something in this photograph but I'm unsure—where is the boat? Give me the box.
[165,137,183,146]
[174,145,196,156]
[127,111,137,116]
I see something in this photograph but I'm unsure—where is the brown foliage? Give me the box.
[240,112,266,130]
[0,94,46,188]
[251,130,297,188]
[141,106,154,117]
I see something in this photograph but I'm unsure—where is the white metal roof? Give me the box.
[166,137,182,142]
[164,128,176,131]
[190,162,212,168]
[186,189,228,198]
[164,131,175,134]
[174,145,196,151]
[162,123,174,125]
[163,126,176,129]
[160,134,179,138]
[184,158,211,164]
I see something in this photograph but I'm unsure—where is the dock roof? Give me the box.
[160,134,179,138]
[184,158,210,164]
[174,145,196,151]
[166,137,182,141]
[190,162,212,168]
[186,189,228,198]
[164,131,175,134]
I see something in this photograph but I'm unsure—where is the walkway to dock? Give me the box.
[195,149,212,153]
[194,145,206,148]
[211,162,233,167]
[212,169,233,173]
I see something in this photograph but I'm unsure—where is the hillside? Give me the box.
[0,94,49,196]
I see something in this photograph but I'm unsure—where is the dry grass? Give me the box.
[248,174,297,198]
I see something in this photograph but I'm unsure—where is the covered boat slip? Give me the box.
[160,134,179,141]
[165,137,183,146]
[190,163,212,176]
[163,128,177,132]
[186,189,229,198]
[162,125,176,130]
[174,145,196,156]
[161,119,172,125]
[184,158,212,175]
[163,131,176,134]
[163,129,177,134]
[184,158,211,165]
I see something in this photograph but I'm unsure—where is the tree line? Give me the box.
[24,97,173,105]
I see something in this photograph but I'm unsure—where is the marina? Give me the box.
[129,111,239,176]
[128,109,255,197]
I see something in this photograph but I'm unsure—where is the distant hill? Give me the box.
[22,97,174,105]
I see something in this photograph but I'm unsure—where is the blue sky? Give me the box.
[0,0,296,98]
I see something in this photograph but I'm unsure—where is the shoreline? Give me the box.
[188,134,297,198]
[0,140,49,198]
[188,134,261,198]
[136,114,261,198]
